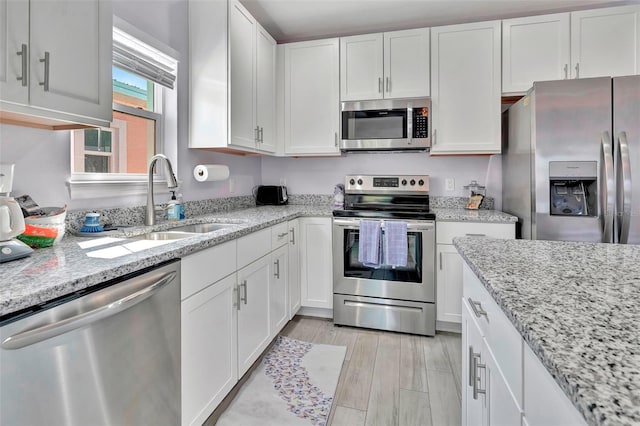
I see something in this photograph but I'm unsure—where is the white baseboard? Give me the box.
[297,306,333,319]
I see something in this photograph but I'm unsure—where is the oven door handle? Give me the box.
[333,218,435,231]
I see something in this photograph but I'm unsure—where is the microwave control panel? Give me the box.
[413,107,429,139]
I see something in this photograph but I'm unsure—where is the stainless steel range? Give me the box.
[332,175,436,336]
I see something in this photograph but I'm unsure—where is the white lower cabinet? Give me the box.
[436,221,515,330]
[182,274,237,426]
[237,254,272,377]
[288,219,301,319]
[462,261,586,426]
[299,217,333,309]
[269,245,288,337]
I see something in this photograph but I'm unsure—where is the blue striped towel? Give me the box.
[384,221,408,267]
[358,220,382,268]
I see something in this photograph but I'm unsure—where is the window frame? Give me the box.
[68,16,179,200]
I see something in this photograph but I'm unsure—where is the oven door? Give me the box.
[332,217,435,303]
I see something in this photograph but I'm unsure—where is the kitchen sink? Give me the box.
[168,223,236,233]
[133,231,195,240]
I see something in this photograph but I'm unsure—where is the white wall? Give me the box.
[261,153,503,208]
[0,0,261,210]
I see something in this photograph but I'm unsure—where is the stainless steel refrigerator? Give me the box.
[503,76,640,243]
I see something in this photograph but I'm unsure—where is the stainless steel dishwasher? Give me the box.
[0,260,180,426]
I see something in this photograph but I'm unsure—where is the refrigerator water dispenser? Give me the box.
[549,161,597,216]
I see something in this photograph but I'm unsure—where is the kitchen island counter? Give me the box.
[453,237,640,426]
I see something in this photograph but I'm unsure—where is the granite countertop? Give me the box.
[0,205,333,320]
[0,203,514,320]
[431,208,517,223]
[453,237,640,426]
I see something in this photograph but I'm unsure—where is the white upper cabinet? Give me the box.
[430,20,501,155]
[502,13,571,93]
[340,28,429,101]
[340,33,383,101]
[0,0,112,127]
[384,29,430,98]
[571,5,640,79]
[282,38,340,156]
[0,0,29,105]
[256,23,277,153]
[191,0,276,153]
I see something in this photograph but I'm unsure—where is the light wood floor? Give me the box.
[280,316,462,426]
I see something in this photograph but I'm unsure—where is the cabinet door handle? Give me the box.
[334,132,338,147]
[274,259,280,279]
[465,233,486,237]
[468,297,488,319]
[432,129,436,145]
[472,352,486,400]
[439,252,443,270]
[290,228,295,245]
[16,44,27,87]
[378,77,382,93]
[259,126,264,143]
[468,346,475,386]
[575,63,580,79]
[39,51,50,92]
[234,285,240,310]
[240,280,247,305]
[386,76,390,92]
[563,64,568,79]
[254,126,259,143]
[278,232,288,238]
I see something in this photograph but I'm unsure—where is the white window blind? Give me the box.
[113,27,178,89]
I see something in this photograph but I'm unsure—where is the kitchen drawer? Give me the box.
[237,227,272,268]
[271,222,289,248]
[181,240,237,300]
[463,262,523,407]
[437,221,514,244]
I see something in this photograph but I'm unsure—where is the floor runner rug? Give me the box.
[217,335,347,426]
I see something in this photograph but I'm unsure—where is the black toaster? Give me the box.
[255,185,288,205]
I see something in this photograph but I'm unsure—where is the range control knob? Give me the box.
[418,179,425,186]
[357,179,363,185]
[349,179,355,185]
[410,179,416,186]
[401,179,408,186]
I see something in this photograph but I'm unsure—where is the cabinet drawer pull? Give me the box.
[274,259,280,279]
[439,252,442,270]
[465,233,486,237]
[290,228,295,245]
[468,297,487,319]
[39,51,50,92]
[278,232,288,238]
[240,280,247,305]
[17,44,27,87]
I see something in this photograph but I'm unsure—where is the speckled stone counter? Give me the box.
[0,205,333,320]
[453,237,640,426]
[432,208,517,223]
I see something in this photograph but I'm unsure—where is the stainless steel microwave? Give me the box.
[340,98,431,151]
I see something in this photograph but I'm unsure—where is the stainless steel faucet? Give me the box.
[145,154,179,226]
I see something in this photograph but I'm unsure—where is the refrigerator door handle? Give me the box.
[617,131,632,244]
[600,131,615,243]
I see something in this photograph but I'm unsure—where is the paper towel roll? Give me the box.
[193,164,230,182]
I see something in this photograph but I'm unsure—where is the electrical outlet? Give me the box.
[445,178,455,192]
[229,178,235,193]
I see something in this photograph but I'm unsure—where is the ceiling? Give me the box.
[241,0,638,43]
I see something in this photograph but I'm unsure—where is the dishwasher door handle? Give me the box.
[1,271,177,350]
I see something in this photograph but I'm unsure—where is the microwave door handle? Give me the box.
[600,131,615,243]
[617,131,632,244]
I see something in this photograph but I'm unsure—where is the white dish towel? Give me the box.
[384,221,408,267]
[358,220,382,268]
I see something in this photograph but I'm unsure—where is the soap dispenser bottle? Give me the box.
[176,193,185,220]
[167,191,179,221]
